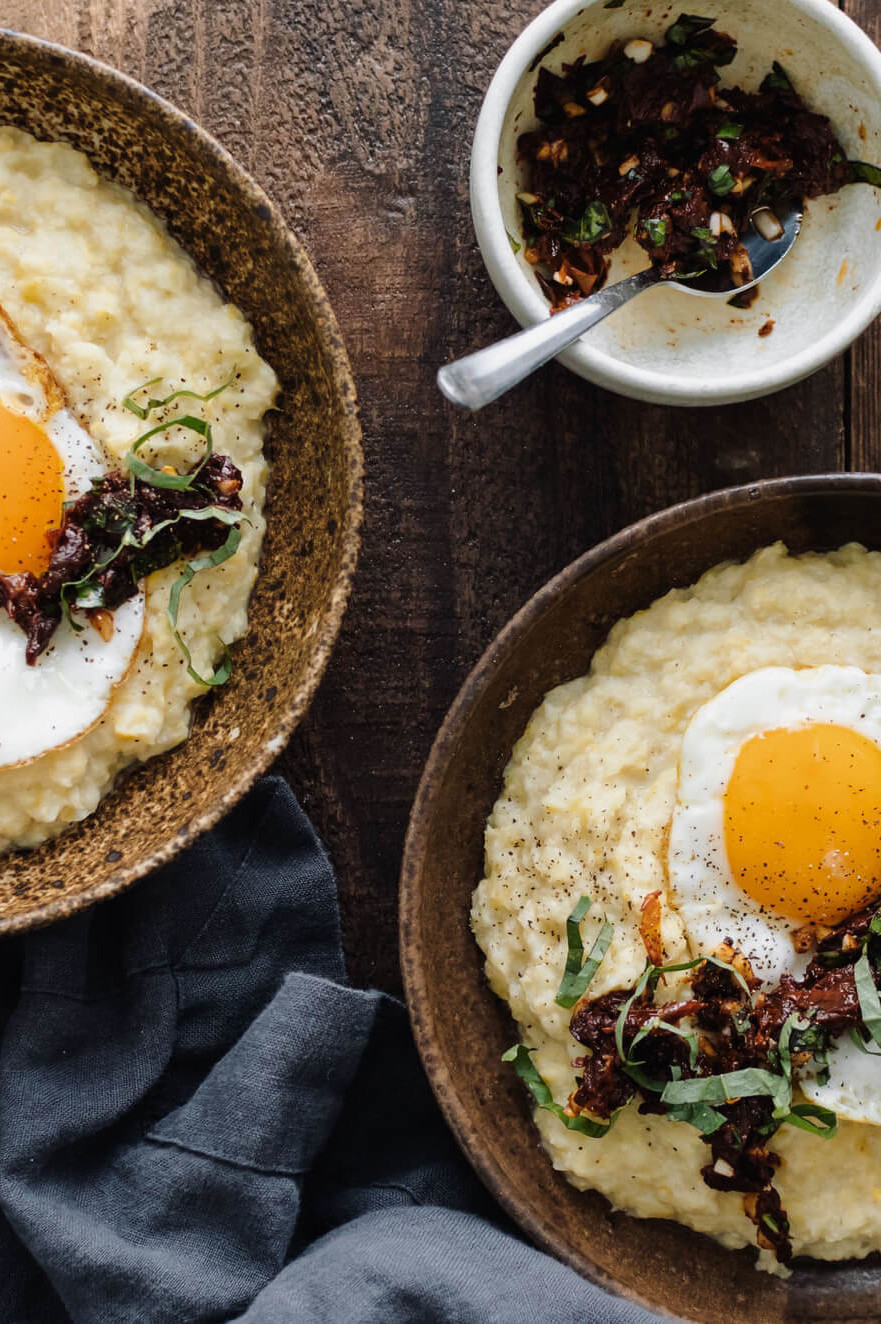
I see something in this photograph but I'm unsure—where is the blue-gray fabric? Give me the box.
[0,776,665,1323]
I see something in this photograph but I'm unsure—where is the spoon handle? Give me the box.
[437,265,662,410]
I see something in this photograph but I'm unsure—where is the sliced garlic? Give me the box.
[624,38,653,64]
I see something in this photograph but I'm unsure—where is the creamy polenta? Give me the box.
[472,542,881,1270]
[0,126,277,850]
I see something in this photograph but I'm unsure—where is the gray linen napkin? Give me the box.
[0,776,666,1323]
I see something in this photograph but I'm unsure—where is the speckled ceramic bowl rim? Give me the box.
[0,30,363,933]
[470,0,881,406]
[400,472,881,1314]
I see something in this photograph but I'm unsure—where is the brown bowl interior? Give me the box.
[0,33,362,933]
[401,475,881,1324]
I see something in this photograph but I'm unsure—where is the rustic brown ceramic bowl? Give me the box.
[401,474,881,1324]
[0,32,362,933]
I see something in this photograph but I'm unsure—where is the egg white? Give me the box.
[0,310,146,767]
[668,665,881,982]
[799,1031,881,1126]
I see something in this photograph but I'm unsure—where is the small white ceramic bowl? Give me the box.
[471,0,881,406]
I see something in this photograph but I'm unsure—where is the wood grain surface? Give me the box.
[6,0,879,989]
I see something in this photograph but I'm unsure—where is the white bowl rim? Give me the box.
[470,0,881,406]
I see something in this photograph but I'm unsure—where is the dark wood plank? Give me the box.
[6,0,854,991]
[281,0,848,987]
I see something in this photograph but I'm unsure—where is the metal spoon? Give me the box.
[437,204,802,411]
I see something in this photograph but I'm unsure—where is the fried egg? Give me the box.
[0,308,144,767]
[799,1031,881,1125]
[668,665,881,982]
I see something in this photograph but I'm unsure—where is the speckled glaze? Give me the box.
[0,31,362,933]
[401,475,881,1323]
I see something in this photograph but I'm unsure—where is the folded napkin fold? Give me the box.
[0,776,663,1323]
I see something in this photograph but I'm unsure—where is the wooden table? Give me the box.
[13,0,880,991]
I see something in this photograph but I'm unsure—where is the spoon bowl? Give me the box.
[438,204,803,411]
[671,204,804,297]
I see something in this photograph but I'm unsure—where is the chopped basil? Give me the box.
[555,898,614,1009]
[74,585,104,610]
[518,196,549,237]
[777,1012,808,1078]
[167,525,242,687]
[604,0,626,7]
[783,1103,837,1138]
[502,1045,613,1137]
[614,964,658,1062]
[849,1026,881,1056]
[60,548,123,632]
[848,160,881,189]
[624,1017,699,1093]
[708,164,736,196]
[854,948,881,1049]
[665,13,715,47]
[665,1100,727,1134]
[717,121,743,140]
[690,226,718,269]
[563,200,613,245]
[122,372,235,421]
[644,217,669,247]
[701,954,752,997]
[629,1017,698,1070]
[126,414,215,492]
[506,230,522,254]
[661,1067,791,1119]
[761,61,794,94]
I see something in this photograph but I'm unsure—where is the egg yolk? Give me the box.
[724,723,881,926]
[0,402,63,575]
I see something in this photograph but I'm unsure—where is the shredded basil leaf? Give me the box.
[708,164,736,196]
[502,1046,613,1137]
[777,1013,810,1079]
[563,200,613,245]
[604,0,626,7]
[717,121,742,140]
[167,525,242,687]
[849,1026,881,1056]
[624,1017,699,1093]
[506,230,522,255]
[123,372,235,421]
[665,1100,727,1134]
[848,161,881,189]
[665,13,715,46]
[854,948,881,1049]
[783,1103,837,1138]
[661,1067,791,1118]
[555,898,614,1008]
[700,954,752,997]
[762,61,794,94]
[614,965,657,1062]
[126,414,214,492]
[628,1017,699,1071]
[60,545,128,633]
[644,217,668,247]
